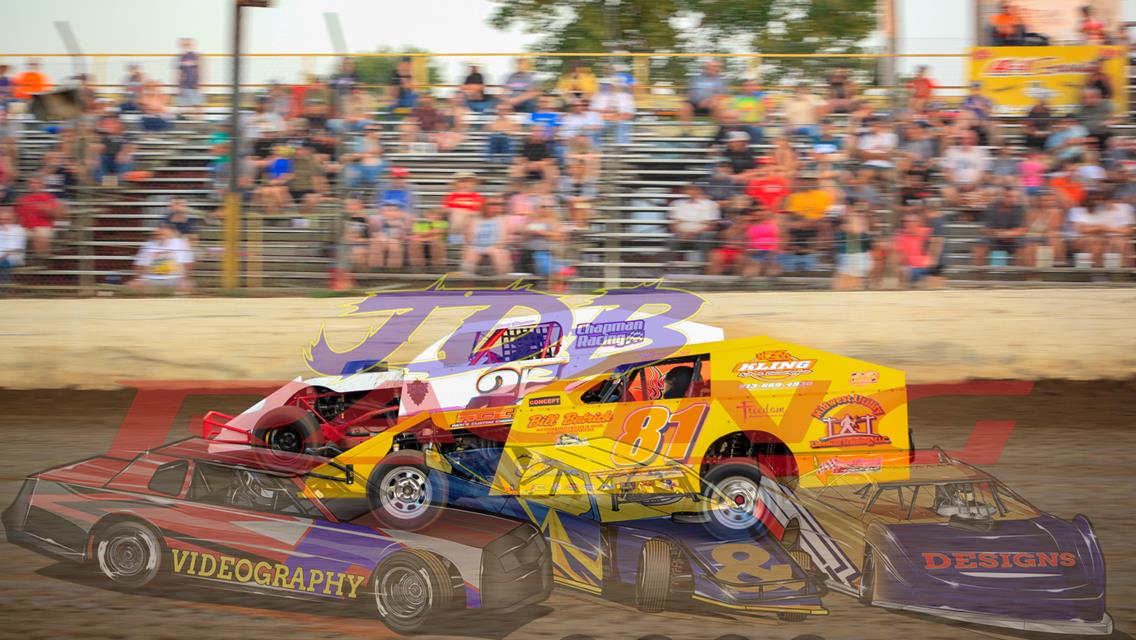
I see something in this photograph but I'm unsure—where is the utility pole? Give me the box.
[223,0,270,290]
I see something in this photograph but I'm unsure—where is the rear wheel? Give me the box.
[252,408,323,454]
[859,547,877,605]
[702,463,764,532]
[95,521,162,589]
[367,453,447,531]
[373,549,456,633]
[635,539,675,613]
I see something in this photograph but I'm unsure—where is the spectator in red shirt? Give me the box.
[15,177,66,257]
[745,162,790,213]
[442,171,486,244]
[908,66,935,114]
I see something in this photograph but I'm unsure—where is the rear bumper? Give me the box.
[874,599,1113,635]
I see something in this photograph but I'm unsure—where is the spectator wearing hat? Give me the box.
[14,59,51,102]
[722,131,761,183]
[589,78,635,145]
[376,167,417,213]
[369,200,411,269]
[442,171,485,244]
[130,224,194,293]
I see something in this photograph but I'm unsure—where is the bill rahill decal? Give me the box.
[810,393,891,449]
[734,351,816,380]
[171,549,367,597]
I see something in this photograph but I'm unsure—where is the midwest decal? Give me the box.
[733,351,816,380]
[922,552,1076,570]
[809,393,891,449]
[171,549,367,597]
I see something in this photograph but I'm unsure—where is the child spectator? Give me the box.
[894,211,935,286]
[463,197,512,275]
[589,79,635,145]
[129,224,194,293]
[1018,150,1047,198]
[743,209,780,277]
[833,203,873,290]
[0,207,27,285]
[442,172,485,244]
[375,167,418,213]
[409,208,449,270]
[369,201,411,269]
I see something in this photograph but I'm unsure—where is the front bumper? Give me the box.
[874,599,1114,635]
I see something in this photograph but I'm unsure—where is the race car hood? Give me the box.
[875,514,1106,622]
[616,517,823,608]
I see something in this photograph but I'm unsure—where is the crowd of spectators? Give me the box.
[0,30,1133,292]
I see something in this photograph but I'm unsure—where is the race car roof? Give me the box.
[154,438,327,475]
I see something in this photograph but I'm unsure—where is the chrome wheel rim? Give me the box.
[99,531,155,581]
[380,467,430,520]
[712,476,761,529]
[377,566,430,621]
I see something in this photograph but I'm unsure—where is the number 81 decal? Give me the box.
[610,403,709,467]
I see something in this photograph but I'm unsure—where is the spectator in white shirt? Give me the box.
[1069,193,1135,267]
[0,207,27,286]
[130,224,195,293]
[669,183,721,262]
[559,100,603,147]
[942,130,990,208]
[856,118,898,178]
[589,79,635,145]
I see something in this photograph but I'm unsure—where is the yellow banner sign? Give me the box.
[969,46,1127,116]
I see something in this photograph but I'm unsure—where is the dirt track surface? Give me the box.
[0,381,1133,640]
[2,288,1135,389]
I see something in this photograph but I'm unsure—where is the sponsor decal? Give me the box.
[969,46,1127,116]
[529,395,561,407]
[849,371,879,386]
[562,410,614,426]
[555,433,589,447]
[528,414,560,428]
[737,400,785,420]
[817,456,883,476]
[922,552,1076,570]
[170,549,367,598]
[406,379,429,405]
[452,407,515,428]
[740,380,812,390]
[734,351,816,380]
[810,394,891,449]
[573,320,646,348]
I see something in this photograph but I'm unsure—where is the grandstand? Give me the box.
[3,52,1135,295]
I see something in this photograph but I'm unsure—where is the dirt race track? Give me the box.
[0,382,1133,640]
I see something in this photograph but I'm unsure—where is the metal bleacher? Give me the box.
[7,62,1136,294]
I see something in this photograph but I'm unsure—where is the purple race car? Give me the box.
[758,450,1112,635]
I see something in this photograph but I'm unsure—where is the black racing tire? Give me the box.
[367,452,447,531]
[859,547,877,606]
[373,549,457,634]
[252,407,323,454]
[635,538,675,613]
[702,463,765,532]
[94,521,163,589]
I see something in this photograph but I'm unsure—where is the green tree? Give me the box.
[352,46,443,91]
[488,0,876,85]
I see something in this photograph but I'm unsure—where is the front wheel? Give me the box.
[373,549,457,634]
[859,547,877,606]
[252,407,323,454]
[702,463,765,532]
[635,539,676,613]
[95,521,163,588]
[367,453,447,531]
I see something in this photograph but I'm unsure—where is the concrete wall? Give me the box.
[1,289,1132,389]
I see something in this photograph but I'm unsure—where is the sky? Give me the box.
[1,0,1132,88]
